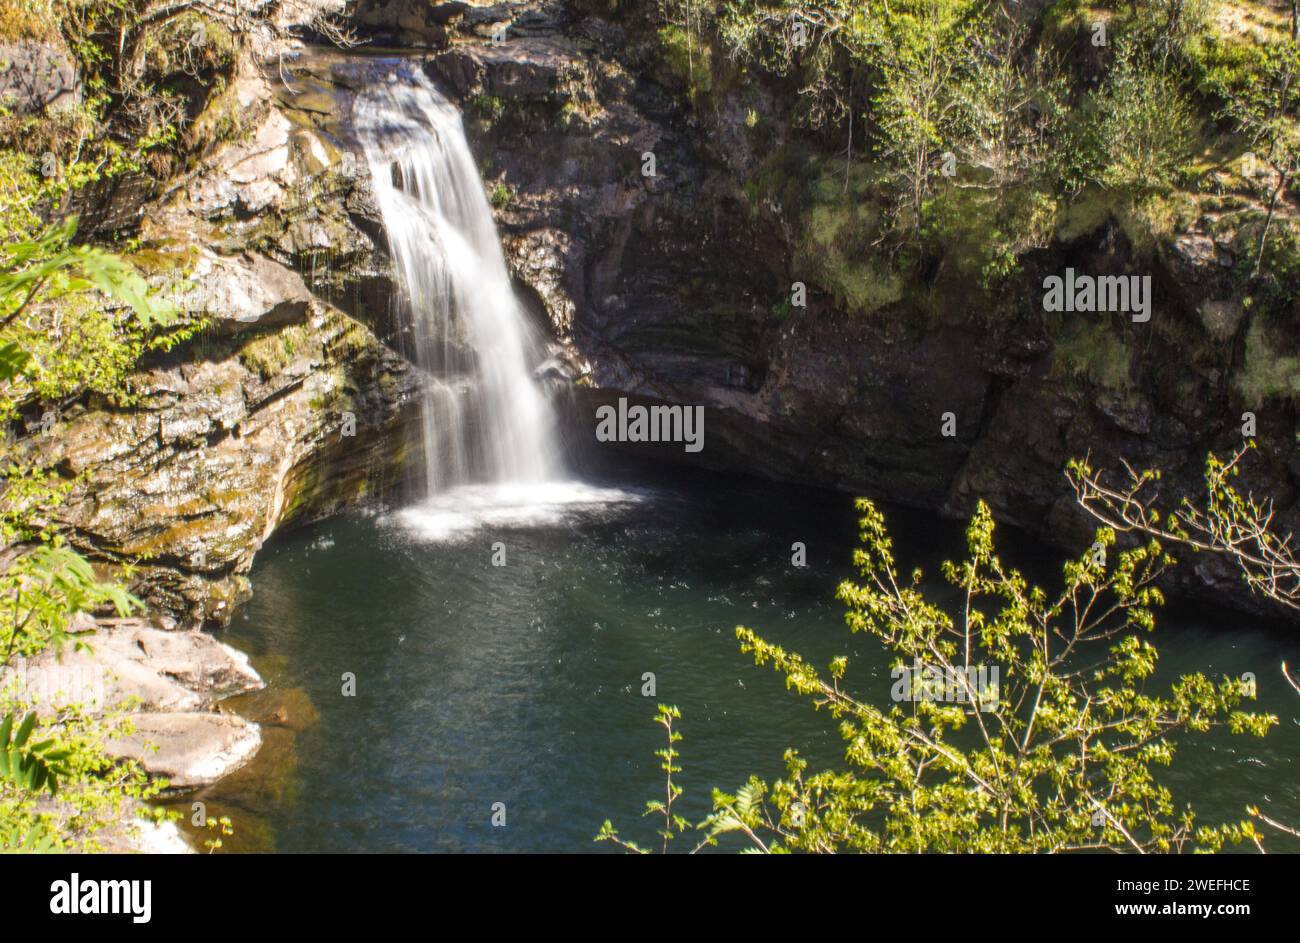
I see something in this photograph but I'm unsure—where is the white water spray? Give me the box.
[355,65,559,494]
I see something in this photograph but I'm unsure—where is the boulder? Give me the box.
[0,623,264,715]
[176,249,314,330]
[186,103,298,219]
[92,624,264,699]
[352,0,454,45]
[108,712,263,789]
[1,645,202,715]
[431,37,580,100]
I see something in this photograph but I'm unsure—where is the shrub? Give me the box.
[601,500,1274,853]
[1090,45,1199,193]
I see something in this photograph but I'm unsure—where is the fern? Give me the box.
[0,711,72,795]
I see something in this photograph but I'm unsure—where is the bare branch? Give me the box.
[1068,445,1300,614]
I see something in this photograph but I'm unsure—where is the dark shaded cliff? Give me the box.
[9,0,1297,622]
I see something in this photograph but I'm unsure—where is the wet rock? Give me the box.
[352,0,454,45]
[108,712,263,789]
[503,228,576,332]
[431,36,581,100]
[176,250,314,331]
[92,624,264,700]
[0,623,264,715]
[17,295,422,626]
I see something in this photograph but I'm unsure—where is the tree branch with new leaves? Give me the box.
[1068,444,1300,615]
[602,499,1276,853]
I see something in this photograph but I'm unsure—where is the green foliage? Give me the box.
[1072,443,1300,635]
[1051,316,1134,390]
[0,696,168,853]
[1087,43,1199,193]
[0,710,72,794]
[489,181,514,210]
[0,0,259,856]
[604,500,1276,852]
[0,218,174,326]
[53,0,239,168]
[468,95,521,124]
[923,184,1058,286]
[0,217,181,420]
[0,544,140,663]
[1255,215,1300,294]
[647,0,1295,304]
[1234,313,1300,405]
[869,1,983,223]
[0,534,154,852]
[1218,35,1300,273]
[717,0,883,128]
[201,814,233,853]
[596,704,689,853]
[657,23,715,102]
[0,210,171,852]
[0,817,59,853]
[794,161,907,315]
[0,0,58,42]
[237,322,311,381]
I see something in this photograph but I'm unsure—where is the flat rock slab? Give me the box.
[109,712,262,790]
[1,622,266,794]
[93,624,264,699]
[0,624,264,714]
[176,249,313,330]
[432,37,581,99]
[2,644,201,714]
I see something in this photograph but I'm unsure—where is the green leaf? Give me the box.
[14,712,35,749]
[0,341,30,383]
[69,246,176,327]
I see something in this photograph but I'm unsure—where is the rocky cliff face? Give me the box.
[20,0,1296,625]
[380,2,1298,613]
[13,62,425,627]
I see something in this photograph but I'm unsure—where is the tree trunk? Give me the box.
[1252,167,1292,277]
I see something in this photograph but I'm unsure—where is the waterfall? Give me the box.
[355,66,559,495]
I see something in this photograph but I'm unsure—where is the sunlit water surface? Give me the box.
[194,467,1300,853]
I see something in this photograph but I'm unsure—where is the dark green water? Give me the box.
[197,465,1300,853]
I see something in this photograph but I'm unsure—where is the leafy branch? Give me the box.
[603,499,1274,853]
[1068,444,1300,614]
[0,711,73,796]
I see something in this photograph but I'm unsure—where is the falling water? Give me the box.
[355,66,559,495]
